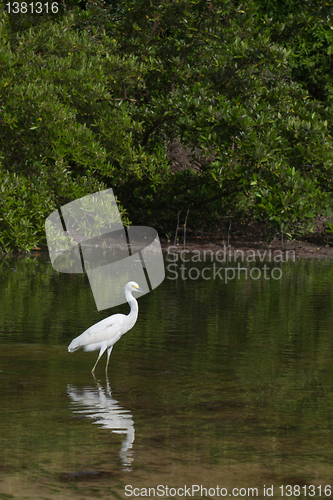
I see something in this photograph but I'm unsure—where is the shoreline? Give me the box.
[160,238,333,259]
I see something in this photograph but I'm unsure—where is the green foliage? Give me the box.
[0,0,333,251]
[255,0,333,100]
[253,167,325,237]
[0,13,133,251]
[70,0,333,235]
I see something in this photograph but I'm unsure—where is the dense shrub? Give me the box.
[1,0,333,250]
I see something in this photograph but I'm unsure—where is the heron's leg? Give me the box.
[91,345,107,375]
[105,346,113,373]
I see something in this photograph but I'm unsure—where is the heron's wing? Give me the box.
[68,314,124,351]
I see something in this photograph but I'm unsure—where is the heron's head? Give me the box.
[125,281,147,294]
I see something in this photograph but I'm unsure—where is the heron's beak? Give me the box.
[137,287,147,293]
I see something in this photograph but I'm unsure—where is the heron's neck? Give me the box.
[125,291,139,320]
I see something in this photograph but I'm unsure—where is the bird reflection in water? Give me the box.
[67,378,135,468]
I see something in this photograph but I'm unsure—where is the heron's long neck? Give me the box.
[125,290,139,322]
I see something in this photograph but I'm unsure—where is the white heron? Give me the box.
[68,281,147,374]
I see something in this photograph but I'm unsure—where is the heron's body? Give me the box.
[68,281,146,374]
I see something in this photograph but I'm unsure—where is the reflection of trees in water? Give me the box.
[68,379,135,467]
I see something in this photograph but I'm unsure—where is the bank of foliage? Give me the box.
[0,0,333,251]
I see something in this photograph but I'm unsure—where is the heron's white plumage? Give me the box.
[68,281,146,373]
[68,315,122,352]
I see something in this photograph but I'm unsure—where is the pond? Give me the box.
[0,251,333,499]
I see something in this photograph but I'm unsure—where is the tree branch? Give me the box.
[147,15,160,45]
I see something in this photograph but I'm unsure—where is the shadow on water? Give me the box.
[1,253,333,498]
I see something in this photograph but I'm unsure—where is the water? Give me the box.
[1,252,333,499]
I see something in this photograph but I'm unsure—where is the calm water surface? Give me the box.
[0,252,333,499]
